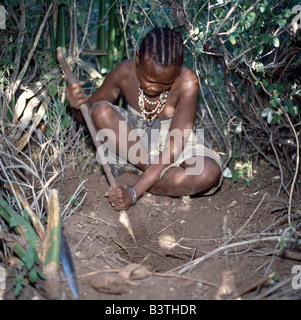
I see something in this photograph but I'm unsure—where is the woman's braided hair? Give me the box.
[138,27,184,68]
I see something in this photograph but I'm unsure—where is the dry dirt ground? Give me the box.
[3,161,300,301]
[51,161,300,301]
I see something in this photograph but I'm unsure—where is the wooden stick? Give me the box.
[285,113,299,226]
[56,47,137,246]
[75,269,217,288]
[232,272,275,299]
[43,189,61,300]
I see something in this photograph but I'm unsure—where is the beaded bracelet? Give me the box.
[127,187,137,206]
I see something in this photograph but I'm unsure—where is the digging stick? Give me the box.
[56,47,137,246]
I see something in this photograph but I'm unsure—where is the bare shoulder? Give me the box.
[176,66,199,95]
[104,59,135,88]
[112,59,135,77]
[179,66,198,84]
[117,58,135,69]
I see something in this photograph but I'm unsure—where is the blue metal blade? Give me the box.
[60,232,79,299]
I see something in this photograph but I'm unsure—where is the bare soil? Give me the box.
[53,161,300,300]
[3,161,300,301]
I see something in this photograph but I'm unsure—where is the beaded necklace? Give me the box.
[138,87,168,121]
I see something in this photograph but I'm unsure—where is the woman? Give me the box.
[66,27,222,211]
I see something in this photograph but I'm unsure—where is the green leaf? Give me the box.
[272,113,280,124]
[272,37,280,48]
[262,79,269,88]
[14,282,24,297]
[231,172,239,183]
[259,3,266,13]
[73,196,81,206]
[289,106,298,117]
[22,247,36,270]
[269,97,282,108]
[229,35,236,45]
[233,48,241,57]
[244,20,252,30]
[247,12,256,22]
[36,269,47,280]
[282,9,291,18]
[244,178,252,187]
[22,247,40,271]
[257,44,264,55]
[270,99,277,108]
[261,33,270,44]
[29,267,45,283]
[129,12,137,22]
[14,274,26,297]
[272,271,279,282]
[61,115,71,130]
[29,268,37,283]
[277,19,287,28]
[284,98,292,107]
[9,216,18,228]
[202,74,214,80]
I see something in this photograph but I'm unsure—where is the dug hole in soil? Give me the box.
[44,159,301,301]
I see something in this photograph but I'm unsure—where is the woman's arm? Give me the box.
[65,60,130,123]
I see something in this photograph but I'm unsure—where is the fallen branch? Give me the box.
[14,100,47,151]
[285,113,300,226]
[76,263,217,289]
[279,249,301,261]
[175,235,281,275]
[231,272,275,299]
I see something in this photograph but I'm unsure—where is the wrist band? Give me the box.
[127,187,137,206]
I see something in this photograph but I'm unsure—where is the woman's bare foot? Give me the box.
[154,194,173,206]
[140,192,173,207]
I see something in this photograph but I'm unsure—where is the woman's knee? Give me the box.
[91,102,115,126]
[192,157,221,191]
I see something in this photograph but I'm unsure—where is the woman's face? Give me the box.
[136,53,180,97]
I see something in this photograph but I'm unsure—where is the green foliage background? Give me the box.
[1,0,300,171]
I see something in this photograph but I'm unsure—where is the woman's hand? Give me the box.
[105,187,133,211]
[65,81,87,110]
